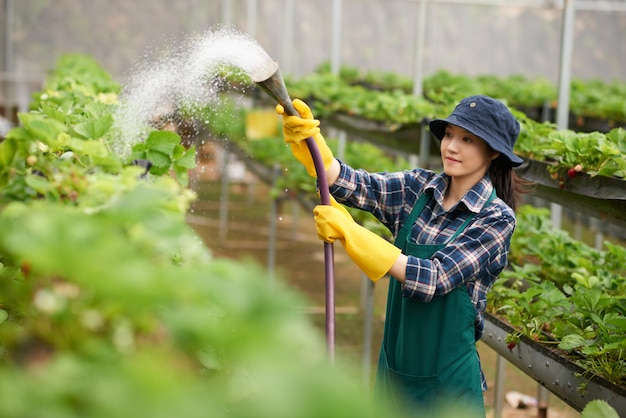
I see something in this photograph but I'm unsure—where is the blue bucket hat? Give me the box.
[429,95,523,167]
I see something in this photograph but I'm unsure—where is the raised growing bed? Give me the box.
[326,113,425,155]
[515,158,626,228]
[482,313,626,413]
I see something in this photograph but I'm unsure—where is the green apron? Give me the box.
[376,190,495,417]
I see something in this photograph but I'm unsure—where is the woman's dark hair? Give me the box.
[488,156,534,212]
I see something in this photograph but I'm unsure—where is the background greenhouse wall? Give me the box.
[1,0,625,109]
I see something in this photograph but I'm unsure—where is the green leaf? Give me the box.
[25,174,53,194]
[18,113,67,144]
[174,146,197,169]
[581,400,620,418]
[173,166,190,187]
[558,334,588,350]
[605,317,626,331]
[73,114,114,139]
[0,308,8,325]
[0,137,17,166]
[4,126,32,142]
[147,150,171,169]
[606,127,626,153]
[68,136,109,157]
[145,131,180,155]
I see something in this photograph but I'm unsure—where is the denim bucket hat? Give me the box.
[429,95,523,167]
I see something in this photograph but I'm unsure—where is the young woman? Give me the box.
[277,95,532,417]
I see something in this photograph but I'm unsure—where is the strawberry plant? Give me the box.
[283,67,626,182]
[540,129,626,179]
[488,206,626,388]
[317,63,625,126]
[285,72,438,124]
[129,130,197,186]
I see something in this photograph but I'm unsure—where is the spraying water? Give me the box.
[110,26,277,158]
[110,25,337,357]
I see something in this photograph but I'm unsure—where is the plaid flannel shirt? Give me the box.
[329,160,516,390]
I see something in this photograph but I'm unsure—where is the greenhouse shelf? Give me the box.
[326,113,427,156]
[482,313,626,413]
[515,158,626,228]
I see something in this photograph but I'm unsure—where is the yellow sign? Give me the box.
[245,109,279,140]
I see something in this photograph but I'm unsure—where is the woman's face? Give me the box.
[440,124,498,183]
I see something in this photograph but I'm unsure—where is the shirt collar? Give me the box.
[424,173,494,214]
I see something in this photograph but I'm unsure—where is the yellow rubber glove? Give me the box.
[313,197,402,282]
[276,99,334,178]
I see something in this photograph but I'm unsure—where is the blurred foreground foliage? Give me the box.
[0,53,410,418]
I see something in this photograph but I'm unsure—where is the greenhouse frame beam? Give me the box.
[556,0,576,131]
[422,0,626,12]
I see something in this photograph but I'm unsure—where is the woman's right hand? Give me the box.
[276,99,334,178]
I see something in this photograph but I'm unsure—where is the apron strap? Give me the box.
[394,191,431,246]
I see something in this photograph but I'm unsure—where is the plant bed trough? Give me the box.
[515,158,626,228]
[482,313,626,413]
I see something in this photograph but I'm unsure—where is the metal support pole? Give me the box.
[2,0,15,119]
[590,217,604,251]
[268,163,280,284]
[337,130,347,160]
[550,0,577,239]
[291,193,299,241]
[419,124,431,169]
[550,203,562,229]
[282,0,294,75]
[219,148,230,241]
[412,0,428,97]
[537,385,550,418]
[493,355,506,418]
[556,0,577,131]
[541,101,549,123]
[330,0,342,76]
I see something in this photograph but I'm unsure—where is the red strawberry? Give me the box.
[21,261,31,279]
[507,342,516,351]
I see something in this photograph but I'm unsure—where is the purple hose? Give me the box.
[254,72,336,360]
[304,137,335,361]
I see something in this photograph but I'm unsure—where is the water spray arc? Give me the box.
[251,61,336,360]
[113,27,336,359]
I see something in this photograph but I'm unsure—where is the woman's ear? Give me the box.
[490,151,501,161]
